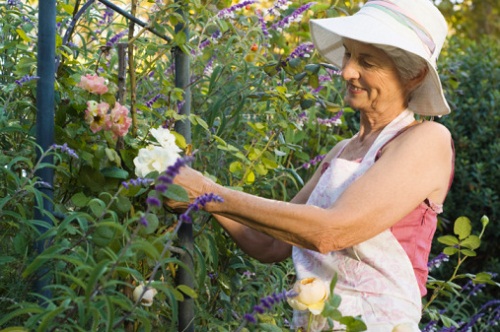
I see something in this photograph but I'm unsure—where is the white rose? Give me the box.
[132,283,158,307]
[133,127,181,177]
[150,127,181,152]
[287,277,328,315]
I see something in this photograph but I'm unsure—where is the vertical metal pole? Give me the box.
[34,0,56,301]
[173,1,193,331]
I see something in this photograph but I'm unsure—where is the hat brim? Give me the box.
[310,15,450,116]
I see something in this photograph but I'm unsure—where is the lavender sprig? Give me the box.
[302,154,325,169]
[122,178,154,189]
[238,290,296,329]
[287,42,314,61]
[266,0,292,16]
[51,143,79,159]
[257,13,270,37]
[15,74,39,86]
[106,30,127,47]
[428,252,449,270]
[271,2,316,32]
[179,193,224,224]
[217,0,257,19]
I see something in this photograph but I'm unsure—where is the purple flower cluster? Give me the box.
[266,0,292,16]
[287,42,314,61]
[15,74,39,86]
[428,252,449,270]
[197,29,222,54]
[302,154,325,169]
[270,2,316,32]
[99,8,114,26]
[217,0,257,19]
[7,0,19,6]
[156,156,194,188]
[179,193,224,224]
[257,13,270,37]
[146,93,163,108]
[203,56,216,76]
[51,143,79,159]
[316,109,344,127]
[243,290,295,324]
[106,30,127,47]
[122,178,154,189]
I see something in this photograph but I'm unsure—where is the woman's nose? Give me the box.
[341,59,359,81]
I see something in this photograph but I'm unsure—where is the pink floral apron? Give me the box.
[292,110,422,331]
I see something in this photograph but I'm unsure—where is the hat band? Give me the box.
[364,0,436,56]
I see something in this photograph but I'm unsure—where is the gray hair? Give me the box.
[375,44,428,83]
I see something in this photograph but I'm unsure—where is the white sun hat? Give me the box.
[310,0,451,116]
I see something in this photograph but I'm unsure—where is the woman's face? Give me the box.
[341,39,407,113]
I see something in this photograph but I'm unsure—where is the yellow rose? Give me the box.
[392,323,415,332]
[287,277,328,315]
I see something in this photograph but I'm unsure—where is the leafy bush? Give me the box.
[437,36,500,275]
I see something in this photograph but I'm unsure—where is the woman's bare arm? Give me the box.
[169,123,452,253]
[206,141,349,262]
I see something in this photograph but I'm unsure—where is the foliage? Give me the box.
[0,0,498,331]
[437,35,500,276]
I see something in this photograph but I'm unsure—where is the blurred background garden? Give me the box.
[0,0,499,331]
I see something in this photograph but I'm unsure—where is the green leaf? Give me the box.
[177,285,198,299]
[460,235,481,250]
[454,216,472,239]
[85,260,110,304]
[0,256,15,265]
[100,167,129,179]
[443,246,459,256]
[139,213,159,235]
[339,316,367,332]
[71,192,90,207]
[437,235,459,246]
[460,249,477,257]
[163,184,189,203]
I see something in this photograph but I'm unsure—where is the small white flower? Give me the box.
[133,283,158,307]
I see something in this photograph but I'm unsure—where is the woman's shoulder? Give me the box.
[399,120,452,147]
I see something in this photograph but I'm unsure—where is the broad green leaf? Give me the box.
[454,216,472,239]
[71,192,90,207]
[460,249,477,257]
[460,235,481,250]
[443,247,459,256]
[437,235,459,246]
[338,316,367,332]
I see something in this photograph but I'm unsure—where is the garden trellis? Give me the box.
[34,0,193,330]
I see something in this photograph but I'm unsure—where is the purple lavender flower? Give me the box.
[217,0,257,19]
[178,193,224,224]
[287,42,314,61]
[122,178,154,189]
[164,63,175,76]
[7,0,19,6]
[270,2,316,32]
[157,156,194,185]
[242,290,295,325]
[106,30,127,47]
[139,216,148,227]
[51,143,79,159]
[302,154,325,169]
[316,109,344,127]
[146,196,162,208]
[15,74,39,86]
[266,0,292,16]
[428,252,450,270]
[146,93,162,108]
[422,320,438,332]
[99,8,114,26]
[203,56,215,76]
[257,13,270,37]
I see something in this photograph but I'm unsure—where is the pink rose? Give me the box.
[77,74,108,95]
[84,100,110,133]
[107,102,132,137]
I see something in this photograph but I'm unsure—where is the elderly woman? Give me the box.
[167,0,454,330]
